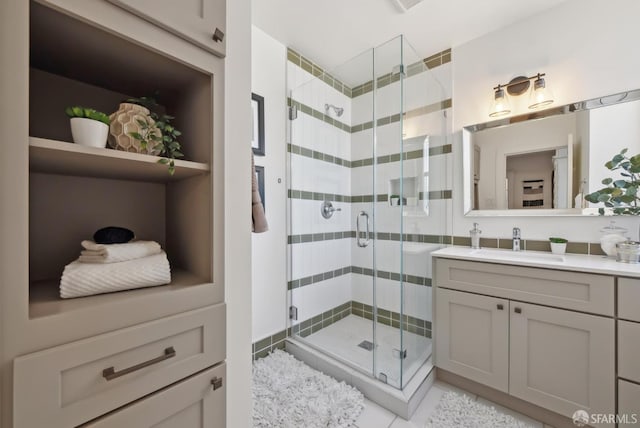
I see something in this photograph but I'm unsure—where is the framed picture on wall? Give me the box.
[255,165,265,211]
[252,93,265,156]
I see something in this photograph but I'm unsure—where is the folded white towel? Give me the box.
[79,240,162,264]
[60,251,171,299]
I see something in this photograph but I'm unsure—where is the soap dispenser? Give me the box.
[470,223,481,249]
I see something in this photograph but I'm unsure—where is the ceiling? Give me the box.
[252,0,571,71]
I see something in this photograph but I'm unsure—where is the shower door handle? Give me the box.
[356,211,370,248]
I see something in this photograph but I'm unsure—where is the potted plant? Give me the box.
[390,194,400,206]
[65,106,110,148]
[549,237,568,254]
[584,148,640,215]
[125,95,184,175]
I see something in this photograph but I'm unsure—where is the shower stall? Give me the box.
[287,35,448,406]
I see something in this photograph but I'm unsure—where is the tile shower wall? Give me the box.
[287,45,453,342]
[288,48,354,331]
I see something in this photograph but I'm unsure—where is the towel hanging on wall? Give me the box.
[252,152,268,233]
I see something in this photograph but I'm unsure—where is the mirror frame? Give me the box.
[463,88,640,217]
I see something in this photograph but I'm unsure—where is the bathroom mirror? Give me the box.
[463,88,640,216]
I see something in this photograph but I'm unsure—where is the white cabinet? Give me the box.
[434,258,616,428]
[81,363,225,427]
[107,0,226,57]
[509,302,614,422]
[434,288,509,392]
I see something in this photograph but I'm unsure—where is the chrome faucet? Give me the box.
[512,227,521,251]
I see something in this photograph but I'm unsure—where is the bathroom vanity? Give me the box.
[433,247,640,428]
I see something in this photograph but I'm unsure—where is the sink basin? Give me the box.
[470,248,565,263]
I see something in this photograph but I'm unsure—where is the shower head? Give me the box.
[325,103,344,117]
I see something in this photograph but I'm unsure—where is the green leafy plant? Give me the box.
[549,237,568,244]
[585,148,640,215]
[126,95,184,175]
[65,106,110,125]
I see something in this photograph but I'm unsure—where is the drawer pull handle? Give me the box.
[102,347,176,381]
[211,376,223,390]
[212,28,225,42]
[497,304,504,310]
[514,307,522,314]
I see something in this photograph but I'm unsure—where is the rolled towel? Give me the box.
[60,251,171,299]
[79,240,162,264]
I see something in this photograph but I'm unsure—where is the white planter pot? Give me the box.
[550,242,567,254]
[70,118,109,148]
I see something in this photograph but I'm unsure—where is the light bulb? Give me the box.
[489,86,511,117]
[529,75,554,109]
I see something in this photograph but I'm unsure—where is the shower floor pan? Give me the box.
[286,314,434,419]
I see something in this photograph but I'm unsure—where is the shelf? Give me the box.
[30,269,210,319]
[29,137,209,182]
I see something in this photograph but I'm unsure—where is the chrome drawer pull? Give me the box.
[497,304,504,310]
[514,307,522,314]
[211,376,223,390]
[102,347,176,381]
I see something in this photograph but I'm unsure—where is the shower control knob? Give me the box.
[321,201,341,219]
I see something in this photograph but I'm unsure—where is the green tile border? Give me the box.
[288,48,353,98]
[292,301,353,339]
[289,96,452,136]
[288,143,351,168]
[351,265,432,287]
[252,328,289,360]
[449,236,604,255]
[288,265,352,290]
[350,300,432,338]
[287,190,452,204]
[350,99,453,135]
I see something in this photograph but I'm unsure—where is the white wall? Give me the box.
[225,0,252,426]
[452,0,640,242]
[251,26,288,342]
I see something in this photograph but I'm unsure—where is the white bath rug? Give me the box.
[252,349,364,428]
[425,391,536,428]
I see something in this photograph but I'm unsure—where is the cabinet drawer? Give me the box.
[618,380,640,424]
[435,258,614,315]
[619,320,640,383]
[14,304,225,428]
[81,363,225,427]
[618,278,640,322]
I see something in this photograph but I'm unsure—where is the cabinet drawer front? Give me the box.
[14,304,225,428]
[435,259,614,315]
[619,320,640,383]
[81,363,225,427]
[434,288,509,392]
[618,380,640,424]
[618,278,640,322]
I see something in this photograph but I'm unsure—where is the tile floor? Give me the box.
[354,380,555,428]
[303,315,432,389]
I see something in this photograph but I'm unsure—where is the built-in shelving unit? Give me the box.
[26,1,219,325]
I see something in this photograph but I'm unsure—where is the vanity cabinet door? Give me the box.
[435,288,509,392]
[509,302,615,427]
[107,0,226,57]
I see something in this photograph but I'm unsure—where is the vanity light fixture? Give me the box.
[489,73,554,117]
[489,84,511,117]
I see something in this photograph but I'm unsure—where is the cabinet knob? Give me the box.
[211,376,223,390]
[514,307,522,314]
[212,28,225,43]
[497,304,504,310]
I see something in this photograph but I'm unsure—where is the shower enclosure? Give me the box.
[287,35,448,391]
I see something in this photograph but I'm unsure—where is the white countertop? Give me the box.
[432,246,640,278]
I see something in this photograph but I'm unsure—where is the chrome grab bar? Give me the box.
[356,211,370,248]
